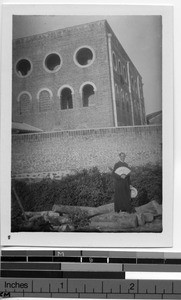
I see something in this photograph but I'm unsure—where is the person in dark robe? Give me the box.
[112,152,133,213]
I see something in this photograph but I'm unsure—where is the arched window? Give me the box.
[81,83,96,107]
[38,89,53,112]
[133,98,138,119]
[123,65,127,82]
[118,60,122,74]
[131,76,134,90]
[112,52,117,71]
[60,88,73,110]
[134,79,137,93]
[139,80,143,97]
[115,84,120,106]
[115,84,119,94]
[16,58,32,77]
[121,90,125,110]
[18,92,32,114]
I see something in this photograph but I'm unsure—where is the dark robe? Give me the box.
[113,161,132,213]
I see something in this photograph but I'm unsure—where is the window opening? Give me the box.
[45,53,61,71]
[112,52,117,70]
[82,84,95,107]
[16,59,31,76]
[76,48,93,66]
[19,93,31,114]
[39,90,52,112]
[61,88,73,109]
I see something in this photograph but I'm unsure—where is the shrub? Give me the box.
[131,164,162,206]
[11,164,162,231]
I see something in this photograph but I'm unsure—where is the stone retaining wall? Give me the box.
[12,125,162,177]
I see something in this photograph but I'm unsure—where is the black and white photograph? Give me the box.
[0,5,173,247]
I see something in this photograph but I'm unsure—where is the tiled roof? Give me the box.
[146,111,162,121]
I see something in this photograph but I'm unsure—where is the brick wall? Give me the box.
[13,20,147,131]
[12,125,162,176]
[12,20,114,131]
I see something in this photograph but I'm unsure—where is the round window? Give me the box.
[44,53,61,72]
[75,47,94,67]
[16,59,32,77]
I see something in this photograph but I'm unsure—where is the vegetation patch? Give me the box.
[11,164,162,232]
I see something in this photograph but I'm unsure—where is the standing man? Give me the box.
[112,152,133,213]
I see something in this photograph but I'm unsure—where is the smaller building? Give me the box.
[12,122,43,134]
[146,111,162,125]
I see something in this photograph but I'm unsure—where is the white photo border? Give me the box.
[0,4,173,247]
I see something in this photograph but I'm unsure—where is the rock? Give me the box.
[90,212,138,228]
[142,213,154,223]
[135,213,146,226]
[135,200,162,216]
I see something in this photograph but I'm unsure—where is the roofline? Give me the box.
[146,110,162,118]
[12,122,43,132]
[13,19,107,44]
[104,20,143,78]
[13,18,143,79]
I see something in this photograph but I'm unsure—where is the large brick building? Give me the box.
[12,20,146,131]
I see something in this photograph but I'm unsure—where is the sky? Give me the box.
[13,15,162,115]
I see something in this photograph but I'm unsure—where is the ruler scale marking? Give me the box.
[2,252,181,298]
[1,281,181,298]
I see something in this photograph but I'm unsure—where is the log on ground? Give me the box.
[135,200,162,216]
[89,219,137,231]
[90,212,138,228]
[52,203,114,217]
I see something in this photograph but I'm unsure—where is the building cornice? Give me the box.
[13,19,106,48]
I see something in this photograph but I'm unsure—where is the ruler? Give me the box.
[1,250,181,298]
[1,278,181,299]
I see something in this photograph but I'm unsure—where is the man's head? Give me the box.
[119,152,126,162]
